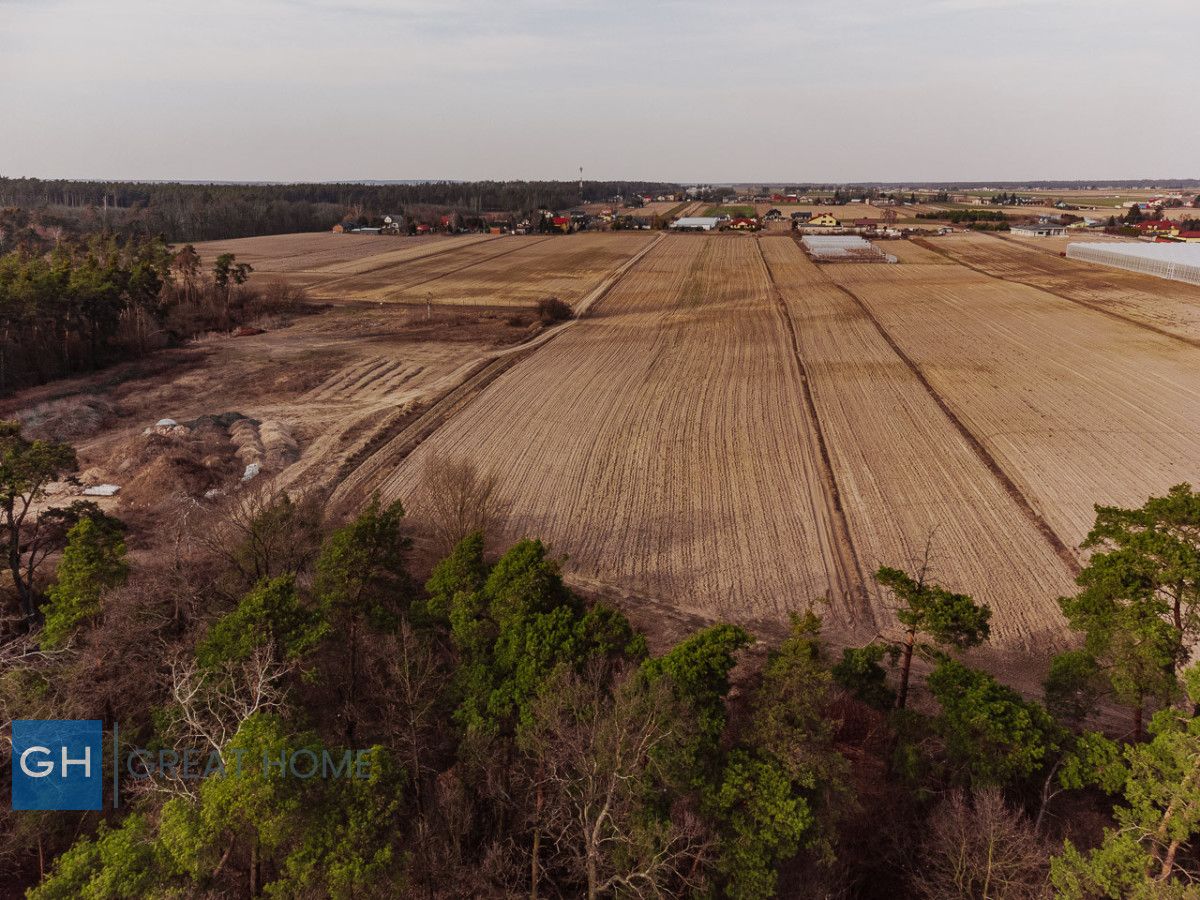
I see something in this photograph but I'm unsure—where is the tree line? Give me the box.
[3,418,1200,895]
[0,178,682,243]
[0,227,299,394]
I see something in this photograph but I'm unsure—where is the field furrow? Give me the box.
[762,237,1077,646]
[928,233,1200,343]
[375,235,851,624]
[825,255,1200,553]
[392,233,656,307]
[311,236,557,301]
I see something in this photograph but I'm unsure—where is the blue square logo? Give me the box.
[12,720,103,811]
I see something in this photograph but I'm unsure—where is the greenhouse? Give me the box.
[801,235,897,263]
[1066,242,1200,287]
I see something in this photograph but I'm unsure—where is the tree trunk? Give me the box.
[530,779,544,899]
[1134,703,1144,744]
[530,825,540,900]
[344,619,359,745]
[896,629,916,710]
[1159,839,1182,881]
[250,841,260,896]
[7,513,33,622]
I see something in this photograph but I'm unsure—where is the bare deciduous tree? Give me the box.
[520,663,713,900]
[377,621,445,818]
[132,648,291,801]
[420,458,509,555]
[203,484,324,591]
[912,788,1050,900]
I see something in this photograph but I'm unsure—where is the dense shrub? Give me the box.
[536,296,574,324]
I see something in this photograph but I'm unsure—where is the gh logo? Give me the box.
[11,720,103,810]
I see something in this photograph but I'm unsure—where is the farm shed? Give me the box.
[1011,222,1065,236]
[670,217,722,231]
[1066,242,1200,286]
[801,235,896,263]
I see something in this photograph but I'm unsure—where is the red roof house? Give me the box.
[1136,220,1176,234]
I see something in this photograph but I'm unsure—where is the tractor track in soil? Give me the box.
[328,233,666,511]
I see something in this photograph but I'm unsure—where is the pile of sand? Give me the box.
[259,421,300,469]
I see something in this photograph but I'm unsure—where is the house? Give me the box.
[763,208,783,221]
[1136,220,1178,237]
[1011,222,1065,237]
[415,223,432,234]
[804,213,841,228]
[1173,231,1200,243]
[853,218,877,230]
[382,214,405,234]
[727,217,758,230]
[790,211,812,222]
[551,215,571,233]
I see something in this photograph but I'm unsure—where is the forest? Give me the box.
[0,225,294,393]
[0,179,682,243]
[3,414,1200,897]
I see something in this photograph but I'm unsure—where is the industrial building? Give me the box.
[1066,242,1200,287]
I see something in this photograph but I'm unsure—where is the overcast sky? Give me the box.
[1,0,1196,183]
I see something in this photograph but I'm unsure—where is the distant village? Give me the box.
[331,185,1200,243]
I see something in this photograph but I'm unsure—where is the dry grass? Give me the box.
[624,201,680,217]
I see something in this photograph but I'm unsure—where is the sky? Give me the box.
[1,0,1197,183]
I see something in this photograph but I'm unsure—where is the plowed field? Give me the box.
[374,235,859,627]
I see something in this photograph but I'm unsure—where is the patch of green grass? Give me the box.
[703,205,755,218]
